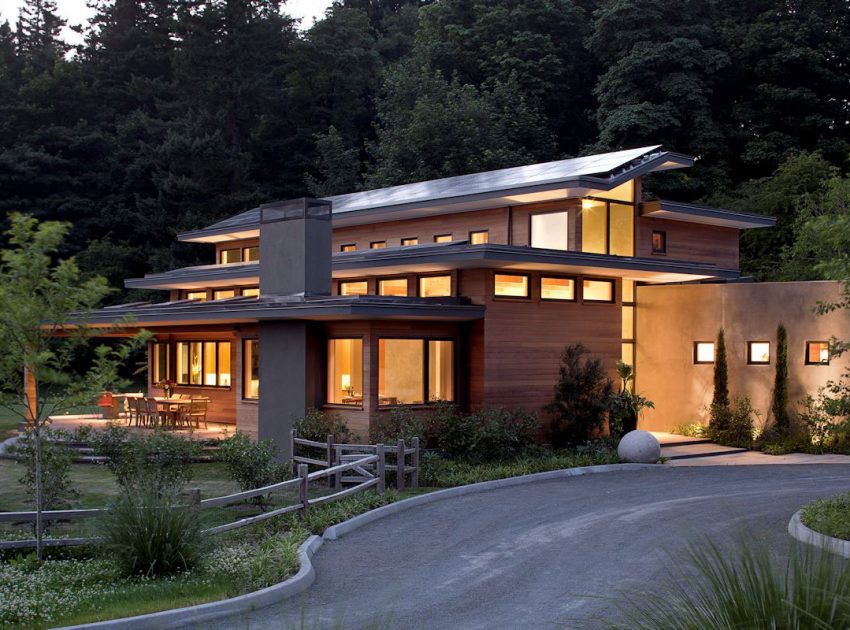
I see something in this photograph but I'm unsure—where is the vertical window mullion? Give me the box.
[422,340,429,405]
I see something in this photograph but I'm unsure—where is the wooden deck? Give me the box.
[46,414,234,440]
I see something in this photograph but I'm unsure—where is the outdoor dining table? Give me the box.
[153,397,209,428]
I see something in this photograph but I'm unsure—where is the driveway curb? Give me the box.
[788,509,850,559]
[59,462,660,629]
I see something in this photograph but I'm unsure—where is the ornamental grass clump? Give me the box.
[99,484,202,577]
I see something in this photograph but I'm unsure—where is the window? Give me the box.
[806,341,830,365]
[328,338,363,406]
[622,279,635,304]
[531,212,569,250]
[339,280,368,296]
[186,291,207,301]
[651,230,667,254]
[378,338,455,405]
[609,203,634,256]
[213,289,236,300]
[581,199,607,254]
[582,279,614,303]
[152,343,170,383]
[694,342,715,364]
[220,248,241,264]
[244,246,259,262]
[379,278,408,297]
[621,343,634,368]
[340,243,356,252]
[540,276,575,301]
[419,275,452,298]
[401,237,418,246]
[748,341,770,365]
[581,198,635,256]
[370,241,386,249]
[242,287,260,298]
[494,273,529,298]
[470,230,489,245]
[434,234,452,243]
[622,306,634,340]
[243,339,259,399]
[176,341,231,386]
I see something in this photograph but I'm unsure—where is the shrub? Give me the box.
[294,408,354,443]
[218,432,287,494]
[708,396,756,448]
[370,405,426,444]
[801,492,850,541]
[11,428,78,515]
[672,422,708,438]
[608,361,655,439]
[546,343,613,447]
[614,540,850,629]
[99,484,203,577]
[771,323,791,430]
[710,328,730,431]
[797,382,850,452]
[91,429,201,493]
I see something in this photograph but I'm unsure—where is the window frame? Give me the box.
[529,209,571,251]
[185,290,208,301]
[376,336,457,407]
[400,237,419,247]
[747,341,771,365]
[805,340,831,366]
[378,276,409,297]
[417,273,454,298]
[152,342,171,383]
[340,243,357,252]
[434,234,453,243]
[651,230,667,254]
[326,336,365,409]
[469,230,489,245]
[175,340,232,388]
[213,289,236,300]
[241,287,260,298]
[693,341,716,365]
[539,275,577,302]
[493,272,531,300]
[581,192,637,256]
[219,247,242,264]
[581,277,616,304]
[242,338,259,400]
[243,246,259,262]
[370,241,387,249]
[338,279,370,296]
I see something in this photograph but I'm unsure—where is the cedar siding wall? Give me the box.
[635,216,739,269]
[509,199,582,248]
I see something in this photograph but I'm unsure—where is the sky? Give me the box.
[0,0,335,44]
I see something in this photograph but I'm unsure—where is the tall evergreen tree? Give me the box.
[712,328,730,416]
[15,0,68,72]
[772,324,790,430]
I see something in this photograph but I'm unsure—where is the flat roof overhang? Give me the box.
[125,262,259,290]
[75,295,485,329]
[640,200,776,229]
[178,148,694,243]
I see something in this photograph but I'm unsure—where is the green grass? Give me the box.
[0,407,21,440]
[801,492,850,541]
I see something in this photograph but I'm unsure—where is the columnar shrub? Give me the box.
[218,432,287,493]
[546,343,613,447]
[772,323,790,430]
[294,408,353,443]
[710,328,730,431]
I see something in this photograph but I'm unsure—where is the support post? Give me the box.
[411,437,420,490]
[396,439,405,492]
[326,434,335,489]
[298,463,309,514]
[290,429,297,477]
[376,444,385,494]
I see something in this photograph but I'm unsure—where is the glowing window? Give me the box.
[379,278,408,297]
[428,340,454,402]
[434,234,452,243]
[652,231,666,254]
[213,289,236,300]
[220,248,241,264]
[243,246,259,262]
[370,241,387,249]
[581,199,607,254]
[694,342,715,364]
[176,341,231,387]
[378,339,424,405]
[622,279,635,303]
[419,275,452,297]
[540,277,575,301]
[152,343,169,383]
[583,279,614,303]
[622,306,634,340]
[401,237,418,246]
[340,244,356,252]
[242,287,260,298]
[494,273,529,298]
[531,212,569,250]
[470,230,489,245]
[806,341,830,365]
[328,338,363,406]
[748,342,770,365]
[243,339,259,399]
[622,343,634,367]
[340,280,368,296]
[186,291,207,301]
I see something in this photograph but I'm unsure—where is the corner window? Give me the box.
[370,241,387,249]
[494,273,529,298]
[340,243,356,252]
[241,287,260,298]
[213,289,236,300]
[244,246,259,262]
[328,338,363,406]
[379,277,408,297]
[806,341,830,365]
[401,237,418,246]
[419,275,452,298]
[176,341,231,387]
[530,211,569,250]
[185,291,207,301]
[540,276,575,301]
[694,342,715,364]
[434,234,452,243]
[651,230,667,254]
[470,230,489,245]
[220,248,241,264]
[339,280,368,296]
[582,279,614,303]
[243,339,259,399]
[748,341,770,365]
[152,342,170,383]
[581,199,635,256]
[378,338,455,405]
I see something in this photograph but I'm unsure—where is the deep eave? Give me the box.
[641,200,776,229]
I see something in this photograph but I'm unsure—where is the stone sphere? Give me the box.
[617,430,661,464]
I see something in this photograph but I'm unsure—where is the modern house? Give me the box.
[81,145,850,454]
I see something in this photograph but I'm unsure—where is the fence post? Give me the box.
[189,488,201,514]
[411,437,419,490]
[396,439,405,492]
[376,443,385,494]
[298,463,309,514]
[290,429,297,477]
[326,434,335,489]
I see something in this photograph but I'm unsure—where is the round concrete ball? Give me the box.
[617,430,661,464]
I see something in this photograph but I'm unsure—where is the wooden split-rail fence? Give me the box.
[0,433,420,551]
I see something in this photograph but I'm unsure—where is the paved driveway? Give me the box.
[204,465,850,630]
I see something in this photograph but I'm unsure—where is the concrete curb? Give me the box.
[57,462,661,629]
[788,509,850,559]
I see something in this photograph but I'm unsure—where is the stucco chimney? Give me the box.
[258,197,332,297]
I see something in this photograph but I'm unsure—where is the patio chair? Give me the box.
[126,397,139,426]
[143,397,162,429]
[187,398,208,429]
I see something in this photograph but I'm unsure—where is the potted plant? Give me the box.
[608,361,655,438]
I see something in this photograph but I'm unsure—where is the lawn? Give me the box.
[0,407,20,441]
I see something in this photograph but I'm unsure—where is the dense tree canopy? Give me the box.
[0,0,847,298]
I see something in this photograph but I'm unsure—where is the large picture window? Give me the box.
[243,339,259,399]
[530,212,569,250]
[328,339,363,406]
[340,280,368,296]
[494,273,529,298]
[176,341,231,387]
[379,278,408,297]
[419,275,452,297]
[581,197,635,256]
[378,339,455,406]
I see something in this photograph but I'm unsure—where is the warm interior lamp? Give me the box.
[341,373,351,391]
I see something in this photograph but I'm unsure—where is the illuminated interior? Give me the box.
[244,339,259,399]
[379,278,408,296]
[328,338,363,405]
[540,276,574,300]
[583,279,614,302]
[378,339,423,405]
[340,280,369,296]
[494,273,529,297]
[419,275,452,297]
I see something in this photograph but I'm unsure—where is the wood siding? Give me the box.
[635,215,739,269]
